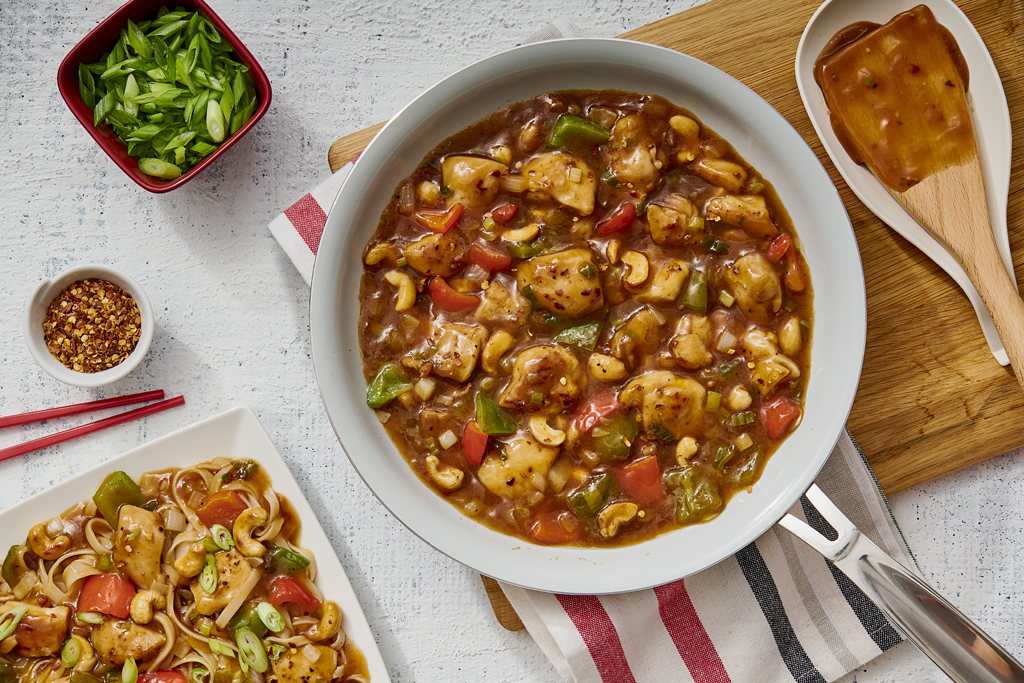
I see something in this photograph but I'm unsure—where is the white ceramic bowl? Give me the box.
[24,263,154,388]
[310,38,867,594]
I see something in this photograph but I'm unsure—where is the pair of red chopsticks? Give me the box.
[0,390,185,463]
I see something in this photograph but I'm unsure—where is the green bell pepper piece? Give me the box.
[554,322,602,353]
[474,393,517,435]
[93,471,146,526]
[592,413,639,460]
[228,600,268,638]
[679,267,708,315]
[567,473,615,523]
[726,446,765,487]
[507,237,548,259]
[2,545,21,586]
[665,466,723,524]
[366,362,414,409]
[265,545,311,575]
[547,115,611,149]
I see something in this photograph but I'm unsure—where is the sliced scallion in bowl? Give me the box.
[78,6,258,180]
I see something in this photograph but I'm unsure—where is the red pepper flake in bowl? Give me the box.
[42,279,142,373]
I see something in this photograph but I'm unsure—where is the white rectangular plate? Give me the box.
[0,405,391,683]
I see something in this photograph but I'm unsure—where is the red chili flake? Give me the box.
[909,64,920,74]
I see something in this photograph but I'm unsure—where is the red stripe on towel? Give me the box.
[654,580,732,683]
[284,193,328,254]
[556,594,638,683]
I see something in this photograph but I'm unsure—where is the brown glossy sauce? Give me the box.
[814,4,972,192]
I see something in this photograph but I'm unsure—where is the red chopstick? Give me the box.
[0,390,166,429]
[0,395,185,463]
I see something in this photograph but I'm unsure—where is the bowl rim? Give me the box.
[24,263,155,388]
[55,0,272,194]
[310,37,867,594]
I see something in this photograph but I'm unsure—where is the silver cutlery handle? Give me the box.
[780,485,1024,683]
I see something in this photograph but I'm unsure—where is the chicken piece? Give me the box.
[499,345,586,414]
[669,315,712,369]
[693,156,747,192]
[478,436,559,499]
[516,248,603,318]
[91,618,166,666]
[633,257,690,306]
[403,232,465,277]
[113,505,164,589]
[721,252,782,324]
[271,644,338,683]
[741,329,801,396]
[609,308,664,369]
[620,371,706,439]
[3,603,69,657]
[475,281,530,327]
[441,155,508,209]
[608,114,660,193]
[520,151,597,216]
[429,322,488,383]
[704,194,777,239]
[646,195,699,247]
[190,549,256,616]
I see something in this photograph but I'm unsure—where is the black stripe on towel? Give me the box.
[736,542,826,683]
[800,497,903,651]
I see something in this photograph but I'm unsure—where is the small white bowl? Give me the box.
[24,264,154,388]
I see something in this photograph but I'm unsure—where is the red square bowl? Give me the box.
[57,0,272,193]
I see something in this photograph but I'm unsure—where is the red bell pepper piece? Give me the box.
[527,510,581,545]
[463,420,489,466]
[597,203,637,236]
[78,573,136,618]
[138,672,188,683]
[573,389,620,433]
[766,234,790,263]
[783,243,806,293]
[428,277,479,311]
[761,397,801,439]
[491,202,518,222]
[469,242,512,272]
[195,489,249,529]
[268,575,321,613]
[614,455,665,505]
[414,203,464,233]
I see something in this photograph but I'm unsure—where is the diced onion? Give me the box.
[568,167,583,183]
[530,472,547,492]
[547,457,572,493]
[716,330,738,353]
[376,411,391,424]
[302,644,321,663]
[501,175,528,193]
[398,183,416,216]
[402,314,420,328]
[163,507,188,532]
[438,430,458,450]
[648,306,666,325]
[41,579,66,605]
[464,263,489,283]
[735,433,754,452]
[414,378,437,401]
[46,517,64,537]
[13,573,36,600]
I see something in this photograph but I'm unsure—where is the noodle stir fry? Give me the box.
[0,458,369,683]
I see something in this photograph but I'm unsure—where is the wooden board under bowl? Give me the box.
[327,0,1024,629]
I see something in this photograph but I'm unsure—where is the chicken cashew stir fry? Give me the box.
[359,90,812,547]
[0,459,370,683]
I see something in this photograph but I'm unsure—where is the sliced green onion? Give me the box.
[268,644,286,661]
[395,256,408,267]
[61,637,83,668]
[138,158,181,180]
[235,627,269,674]
[208,638,234,657]
[190,665,210,683]
[76,611,103,625]
[202,537,220,553]
[580,263,597,279]
[713,444,736,469]
[706,391,721,412]
[439,185,453,198]
[0,605,28,640]
[782,297,797,312]
[600,168,621,189]
[700,235,727,253]
[255,602,286,633]
[211,524,234,550]
[530,391,545,406]
[649,422,675,443]
[719,358,744,377]
[718,290,735,307]
[206,100,226,143]
[425,437,440,457]
[687,215,705,232]
[198,552,217,594]
[730,411,756,427]
[121,656,138,683]
[98,554,114,571]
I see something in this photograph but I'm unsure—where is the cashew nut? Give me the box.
[589,353,628,382]
[491,145,513,166]
[694,157,748,193]
[232,507,269,558]
[669,115,700,161]
[598,502,639,539]
[425,455,464,490]
[173,542,207,578]
[529,416,565,446]
[129,590,166,625]
[605,238,623,265]
[305,601,341,642]
[621,251,649,288]
[481,330,514,375]
[27,523,71,560]
[0,636,15,655]
[502,223,540,242]
[676,436,699,464]
[363,242,391,266]
[384,270,416,313]
[725,386,752,412]
[779,316,802,357]
[417,180,441,205]
[68,634,97,672]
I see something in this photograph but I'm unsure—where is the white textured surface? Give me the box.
[0,1,1021,681]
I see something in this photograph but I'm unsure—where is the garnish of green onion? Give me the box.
[211,524,234,550]
[76,611,104,625]
[78,6,259,179]
[198,552,218,594]
[122,656,138,683]
[190,665,210,683]
[256,602,286,633]
[208,638,234,656]
[235,627,269,674]
[0,605,28,640]
[61,637,82,669]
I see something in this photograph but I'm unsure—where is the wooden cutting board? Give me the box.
[328,0,1024,629]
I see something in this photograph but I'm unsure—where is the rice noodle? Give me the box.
[214,567,263,630]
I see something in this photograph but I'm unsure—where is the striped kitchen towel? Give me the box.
[500,430,912,683]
